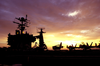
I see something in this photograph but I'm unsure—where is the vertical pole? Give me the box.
[39,29,44,47]
[21,21,23,35]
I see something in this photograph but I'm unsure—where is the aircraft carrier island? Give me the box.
[7,15,47,52]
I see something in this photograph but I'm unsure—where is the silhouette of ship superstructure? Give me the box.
[34,28,47,51]
[2,15,100,66]
[7,15,100,51]
[7,15,47,51]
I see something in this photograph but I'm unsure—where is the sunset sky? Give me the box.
[0,0,100,50]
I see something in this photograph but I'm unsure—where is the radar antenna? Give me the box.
[37,28,46,48]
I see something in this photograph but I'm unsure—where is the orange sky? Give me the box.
[0,0,100,50]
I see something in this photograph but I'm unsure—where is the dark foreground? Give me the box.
[1,50,100,66]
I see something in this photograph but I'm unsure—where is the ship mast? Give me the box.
[13,15,30,34]
[37,28,46,48]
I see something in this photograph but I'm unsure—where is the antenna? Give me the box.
[13,15,30,34]
[37,28,46,33]
[36,27,45,32]
[26,15,27,20]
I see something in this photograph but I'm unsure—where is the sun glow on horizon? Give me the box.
[1,33,100,50]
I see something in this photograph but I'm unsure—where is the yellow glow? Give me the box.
[32,39,39,47]
[46,35,54,37]
[23,31,24,34]
[1,32,100,50]
[17,32,19,34]
[62,41,77,46]
[75,35,82,37]
[80,30,89,33]
[42,33,100,50]
[66,34,82,38]
[66,34,73,36]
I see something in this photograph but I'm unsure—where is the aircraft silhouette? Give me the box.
[67,44,77,51]
[67,42,93,51]
[52,42,63,51]
[79,42,93,50]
